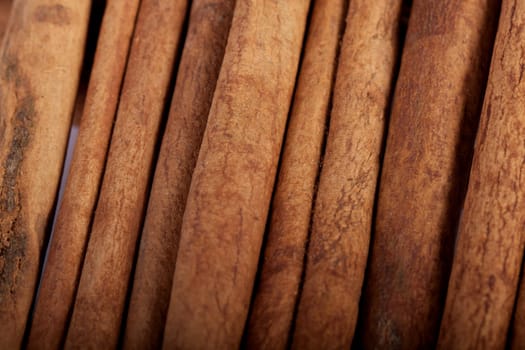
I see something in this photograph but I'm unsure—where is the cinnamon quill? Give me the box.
[162,1,310,348]
[438,0,525,347]
[0,1,89,347]
[27,2,140,348]
[244,0,345,348]
[64,0,188,348]
[360,0,499,347]
[123,0,235,348]
[292,1,403,348]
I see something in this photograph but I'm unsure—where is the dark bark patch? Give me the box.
[0,56,34,299]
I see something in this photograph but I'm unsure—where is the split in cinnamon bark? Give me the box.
[511,262,525,349]
[243,0,346,348]
[162,1,310,348]
[0,1,90,348]
[123,0,235,348]
[291,1,403,349]
[437,0,525,348]
[64,0,188,348]
[27,1,140,348]
[360,0,500,348]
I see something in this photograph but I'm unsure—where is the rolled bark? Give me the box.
[0,1,89,348]
[0,0,12,41]
[162,1,310,349]
[437,1,525,348]
[64,0,188,348]
[291,1,403,349]
[123,0,235,348]
[243,0,346,348]
[360,0,500,348]
[512,268,525,349]
[27,1,140,348]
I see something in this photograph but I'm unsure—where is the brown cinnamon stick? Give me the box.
[360,0,499,348]
[0,1,89,348]
[64,0,188,348]
[123,0,235,348]
[161,1,310,348]
[291,1,403,349]
[27,1,140,348]
[437,1,525,348]
[243,0,345,348]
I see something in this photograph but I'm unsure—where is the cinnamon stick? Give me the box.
[162,1,310,348]
[0,1,89,348]
[123,0,235,348]
[244,0,345,348]
[437,0,525,348]
[27,1,140,348]
[360,0,499,348]
[64,0,188,348]
[291,1,403,349]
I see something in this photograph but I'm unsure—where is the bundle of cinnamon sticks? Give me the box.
[1,0,525,349]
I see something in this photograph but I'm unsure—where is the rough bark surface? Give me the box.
[64,0,188,348]
[360,0,500,348]
[438,1,525,348]
[244,0,346,348]
[0,1,89,348]
[123,1,235,349]
[162,1,310,349]
[27,1,140,348]
[291,1,403,349]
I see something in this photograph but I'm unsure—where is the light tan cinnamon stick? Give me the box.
[64,0,188,348]
[123,0,235,348]
[290,1,403,349]
[244,0,345,348]
[27,1,140,348]
[162,1,310,348]
[437,0,525,348]
[359,0,500,348]
[0,1,89,348]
